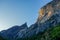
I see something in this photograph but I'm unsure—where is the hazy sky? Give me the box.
[0,0,52,31]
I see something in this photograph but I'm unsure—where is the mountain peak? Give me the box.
[20,22,28,28]
[0,22,28,39]
[37,0,60,23]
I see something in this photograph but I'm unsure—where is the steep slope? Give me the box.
[16,0,60,38]
[37,0,60,23]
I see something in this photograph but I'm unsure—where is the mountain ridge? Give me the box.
[0,0,60,40]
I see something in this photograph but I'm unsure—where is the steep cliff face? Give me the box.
[37,0,60,23]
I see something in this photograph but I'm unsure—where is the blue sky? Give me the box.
[0,0,52,31]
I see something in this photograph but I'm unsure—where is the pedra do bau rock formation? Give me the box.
[37,0,60,23]
[0,0,60,40]
[14,0,60,38]
[16,0,60,38]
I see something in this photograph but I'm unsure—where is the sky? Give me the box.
[0,0,52,31]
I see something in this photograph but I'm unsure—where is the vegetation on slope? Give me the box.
[0,24,60,40]
[17,24,60,40]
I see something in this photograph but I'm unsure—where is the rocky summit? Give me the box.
[0,0,60,40]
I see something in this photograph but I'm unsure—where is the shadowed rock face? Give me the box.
[0,23,28,40]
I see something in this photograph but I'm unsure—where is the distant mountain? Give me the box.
[0,23,28,40]
[0,0,60,40]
